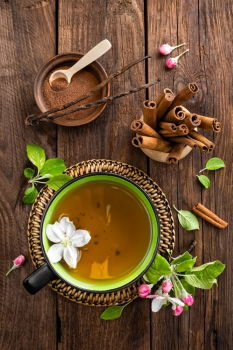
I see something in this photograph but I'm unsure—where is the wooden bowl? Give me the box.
[138,115,193,163]
[34,53,110,126]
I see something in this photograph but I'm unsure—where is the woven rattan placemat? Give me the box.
[26,159,175,306]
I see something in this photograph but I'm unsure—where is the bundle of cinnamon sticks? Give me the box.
[131,83,221,164]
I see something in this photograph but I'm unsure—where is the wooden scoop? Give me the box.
[49,39,112,86]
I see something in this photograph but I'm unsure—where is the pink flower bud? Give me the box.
[166,49,189,69]
[172,305,183,316]
[162,280,173,293]
[6,255,26,276]
[166,57,178,68]
[159,42,186,56]
[182,294,194,306]
[138,284,151,298]
[159,44,172,55]
[14,255,25,266]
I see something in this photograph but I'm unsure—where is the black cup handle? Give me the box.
[23,263,56,294]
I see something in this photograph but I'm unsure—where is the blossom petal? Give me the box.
[151,296,166,312]
[65,222,76,237]
[63,246,78,268]
[168,296,185,307]
[46,224,64,243]
[59,217,75,231]
[71,230,91,247]
[47,243,64,263]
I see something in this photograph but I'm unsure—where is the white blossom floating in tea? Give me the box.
[46,216,91,268]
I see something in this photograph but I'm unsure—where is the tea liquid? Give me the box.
[51,180,151,285]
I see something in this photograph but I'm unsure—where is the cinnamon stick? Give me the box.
[132,135,172,152]
[160,124,189,137]
[186,136,209,153]
[159,122,177,132]
[142,100,157,127]
[189,130,214,152]
[168,136,198,148]
[183,114,201,130]
[163,106,185,123]
[166,144,186,164]
[156,89,175,120]
[169,83,199,110]
[197,115,221,132]
[192,203,228,229]
[156,88,174,105]
[26,55,152,125]
[130,120,161,138]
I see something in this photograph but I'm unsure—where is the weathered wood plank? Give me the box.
[57,0,150,349]
[147,0,205,349]
[198,1,233,349]
[0,1,57,349]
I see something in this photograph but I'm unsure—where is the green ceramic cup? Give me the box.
[23,173,160,294]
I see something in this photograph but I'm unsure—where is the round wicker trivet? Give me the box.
[26,159,175,306]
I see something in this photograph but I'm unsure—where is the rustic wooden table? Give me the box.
[1,1,232,349]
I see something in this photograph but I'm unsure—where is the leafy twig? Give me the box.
[22,144,72,204]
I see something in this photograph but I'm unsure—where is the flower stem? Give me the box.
[172,42,186,50]
[199,168,206,173]
[5,266,15,276]
[176,49,189,60]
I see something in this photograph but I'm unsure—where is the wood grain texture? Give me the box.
[147,0,232,349]
[0,0,232,349]
[57,1,150,350]
[0,1,57,349]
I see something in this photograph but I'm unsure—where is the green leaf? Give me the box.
[40,158,66,176]
[146,254,171,284]
[206,157,225,171]
[26,144,46,171]
[175,258,197,272]
[173,206,199,231]
[24,167,35,179]
[184,274,217,289]
[22,186,38,204]
[191,261,225,273]
[180,279,195,296]
[185,261,225,289]
[171,252,193,265]
[46,174,72,190]
[197,175,211,189]
[100,305,125,320]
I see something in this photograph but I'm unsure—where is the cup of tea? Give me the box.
[23,173,160,294]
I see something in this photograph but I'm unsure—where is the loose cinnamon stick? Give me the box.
[192,203,228,229]
[26,55,152,125]
[166,144,186,164]
[169,83,199,110]
[132,135,172,152]
[197,115,221,132]
[130,120,161,138]
[189,130,214,152]
[142,100,157,127]
[168,136,198,148]
[163,106,185,123]
[183,114,201,130]
[160,124,189,137]
[156,89,175,120]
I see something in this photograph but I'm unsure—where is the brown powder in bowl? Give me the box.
[42,64,102,123]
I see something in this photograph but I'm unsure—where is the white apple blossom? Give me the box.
[46,217,91,268]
